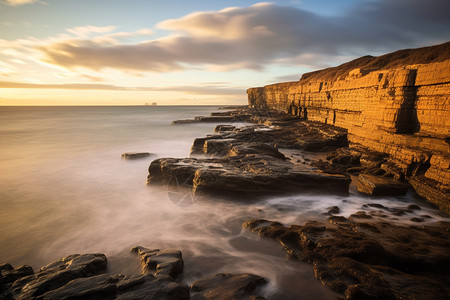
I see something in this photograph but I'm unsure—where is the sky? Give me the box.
[0,0,449,106]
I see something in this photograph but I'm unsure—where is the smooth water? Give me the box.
[0,106,444,299]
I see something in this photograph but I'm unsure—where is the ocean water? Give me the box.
[0,106,444,299]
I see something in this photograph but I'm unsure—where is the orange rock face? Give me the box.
[247,53,450,212]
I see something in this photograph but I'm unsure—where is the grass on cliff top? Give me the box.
[300,41,450,82]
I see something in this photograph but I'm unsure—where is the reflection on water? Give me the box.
[0,106,444,299]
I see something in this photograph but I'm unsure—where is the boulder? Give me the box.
[357,174,409,196]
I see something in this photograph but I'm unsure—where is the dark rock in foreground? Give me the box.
[190,273,267,300]
[243,214,450,300]
[131,246,183,279]
[1,247,267,300]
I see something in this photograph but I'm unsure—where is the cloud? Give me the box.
[10,1,450,73]
[0,81,243,95]
[66,26,117,38]
[1,0,44,6]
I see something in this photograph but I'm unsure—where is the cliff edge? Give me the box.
[247,42,450,212]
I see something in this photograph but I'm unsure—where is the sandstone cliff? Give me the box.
[247,42,450,212]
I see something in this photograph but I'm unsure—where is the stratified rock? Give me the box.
[357,174,409,196]
[172,115,247,125]
[190,273,267,300]
[116,275,189,300]
[214,125,236,132]
[243,216,450,300]
[131,246,183,279]
[17,253,107,299]
[121,152,153,160]
[41,274,117,300]
[247,42,450,212]
[148,155,350,199]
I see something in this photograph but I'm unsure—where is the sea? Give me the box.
[0,106,444,299]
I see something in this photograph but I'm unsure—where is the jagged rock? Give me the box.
[190,273,267,300]
[16,253,107,299]
[131,247,183,279]
[357,174,409,196]
[243,216,450,300]
[121,152,153,160]
[1,265,34,284]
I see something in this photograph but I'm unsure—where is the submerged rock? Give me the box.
[121,152,153,160]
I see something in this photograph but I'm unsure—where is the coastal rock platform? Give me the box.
[0,247,267,300]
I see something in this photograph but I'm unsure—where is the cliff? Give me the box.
[247,42,450,212]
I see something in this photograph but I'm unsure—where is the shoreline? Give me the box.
[2,107,449,300]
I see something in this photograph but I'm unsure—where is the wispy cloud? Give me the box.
[66,26,117,38]
[2,0,450,74]
[0,81,243,95]
[1,0,45,6]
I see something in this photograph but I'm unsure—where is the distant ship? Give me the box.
[152,102,157,106]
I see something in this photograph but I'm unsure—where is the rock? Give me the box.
[17,253,107,299]
[327,206,341,215]
[148,155,350,199]
[131,247,183,279]
[356,174,409,196]
[407,204,421,211]
[2,250,192,300]
[41,274,117,300]
[247,43,450,213]
[117,275,189,300]
[1,265,34,284]
[190,273,267,300]
[214,125,236,132]
[121,152,153,160]
[172,116,242,125]
[0,264,13,272]
[243,216,450,300]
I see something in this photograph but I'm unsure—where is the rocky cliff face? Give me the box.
[247,43,450,212]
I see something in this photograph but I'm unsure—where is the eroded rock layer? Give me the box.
[247,42,450,212]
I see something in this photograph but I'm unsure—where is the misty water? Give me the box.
[0,106,445,299]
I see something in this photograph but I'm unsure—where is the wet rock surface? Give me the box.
[190,273,267,300]
[243,213,450,300]
[149,109,352,199]
[0,247,267,300]
[148,155,350,199]
[121,152,153,160]
[356,174,409,196]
